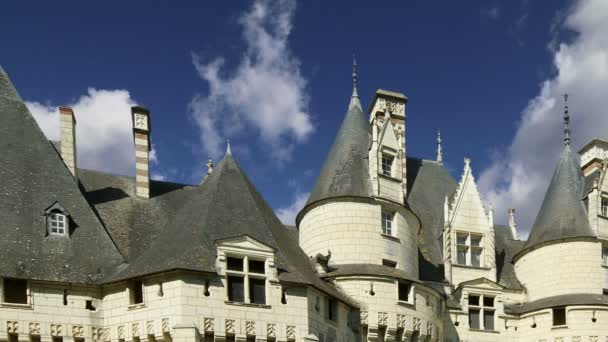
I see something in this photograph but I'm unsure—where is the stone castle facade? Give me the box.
[1,64,608,342]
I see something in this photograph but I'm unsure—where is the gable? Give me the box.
[378,119,399,151]
[449,159,489,231]
[215,235,276,254]
[458,277,504,291]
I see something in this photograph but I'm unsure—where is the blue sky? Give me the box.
[3,0,608,232]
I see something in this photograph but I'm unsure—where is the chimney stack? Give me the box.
[508,209,519,240]
[131,106,151,199]
[59,106,77,178]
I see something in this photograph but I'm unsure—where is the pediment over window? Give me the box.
[458,277,504,291]
[44,201,70,216]
[215,235,276,254]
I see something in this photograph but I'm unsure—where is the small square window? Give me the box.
[130,280,144,305]
[553,307,567,326]
[382,259,397,268]
[381,155,393,176]
[483,296,494,307]
[470,235,482,247]
[398,282,410,302]
[3,278,28,304]
[248,259,265,274]
[468,295,480,306]
[456,233,467,245]
[227,257,244,272]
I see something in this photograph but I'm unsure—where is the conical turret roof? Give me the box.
[304,67,372,208]
[0,66,21,101]
[522,145,594,251]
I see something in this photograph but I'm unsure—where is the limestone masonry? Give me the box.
[1,64,608,342]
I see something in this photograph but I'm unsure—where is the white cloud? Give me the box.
[478,0,608,237]
[276,191,309,225]
[26,88,156,176]
[189,0,313,163]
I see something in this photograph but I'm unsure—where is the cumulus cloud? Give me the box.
[190,0,313,163]
[276,191,309,225]
[478,0,608,237]
[26,88,161,176]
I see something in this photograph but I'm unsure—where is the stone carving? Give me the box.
[267,323,276,338]
[373,98,405,117]
[51,324,62,336]
[590,337,598,342]
[286,325,296,340]
[246,321,255,336]
[397,314,406,328]
[573,337,581,342]
[7,321,18,334]
[378,312,388,326]
[361,311,368,325]
[117,325,125,339]
[132,323,140,337]
[29,322,40,335]
[72,325,84,337]
[225,319,235,334]
[102,328,110,341]
[162,318,170,332]
[204,318,214,332]
[413,318,421,332]
[92,327,100,340]
[146,321,154,335]
[554,338,563,342]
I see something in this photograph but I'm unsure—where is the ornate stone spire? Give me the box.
[437,129,443,163]
[563,93,570,146]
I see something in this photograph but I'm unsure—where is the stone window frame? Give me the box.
[552,306,567,327]
[456,231,484,267]
[381,154,394,177]
[601,196,608,217]
[325,296,338,322]
[0,277,32,308]
[126,279,146,309]
[225,255,267,305]
[381,211,395,236]
[467,293,495,331]
[215,235,277,308]
[395,281,414,305]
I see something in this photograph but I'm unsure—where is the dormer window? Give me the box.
[456,232,483,267]
[381,155,394,176]
[49,212,67,236]
[226,256,266,305]
[44,202,71,237]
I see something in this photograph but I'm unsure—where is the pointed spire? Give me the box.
[226,139,232,156]
[352,54,359,98]
[563,93,571,146]
[437,129,443,163]
[0,65,22,101]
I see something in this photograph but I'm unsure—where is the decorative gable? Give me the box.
[378,119,399,152]
[449,158,490,231]
[215,235,276,254]
[457,277,504,292]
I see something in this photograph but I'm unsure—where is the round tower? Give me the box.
[297,61,444,341]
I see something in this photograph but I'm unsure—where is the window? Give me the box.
[397,282,410,302]
[225,256,266,305]
[468,294,495,331]
[382,211,394,236]
[129,280,144,305]
[381,155,393,176]
[48,212,67,236]
[326,297,338,321]
[553,307,567,326]
[3,278,28,304]
[382,259,397,268]
[601,198,608,217]
[456,232,484,267]
[602,244,608,265]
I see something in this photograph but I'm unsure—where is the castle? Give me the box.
[1,63,608,342]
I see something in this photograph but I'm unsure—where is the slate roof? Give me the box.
[521,146,595,253]
[406,158,457,282]
[304,88,373,208]
[583,169,601,196]
[0,67,125,284]
[504,293,608,315]
[494,225,524,290]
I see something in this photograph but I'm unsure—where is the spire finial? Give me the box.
[437,129,443,163]
[563,93,570,146]
[226,139,232,155]
[352,54,358,98]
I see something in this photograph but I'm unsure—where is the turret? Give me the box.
[514,95,602,301]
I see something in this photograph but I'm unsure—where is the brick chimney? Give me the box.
[131,106,151,199]
[59,106,77,178]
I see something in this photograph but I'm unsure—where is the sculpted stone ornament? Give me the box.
[29,322,40,335]
[378,312,388,326]
[267,323,276,338]
[246,321,255,336]
[117,325,125,339]
[51,324,62,336]
[225,319,235,334]
[7,321,18,334]
[204,318,214,332]
[286,325,296,340]
[162,318,170,332]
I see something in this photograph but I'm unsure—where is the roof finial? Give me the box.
[226,139,232,156]
[437,129,443,164]
[563,93,570,146]
[352,54,359,98]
